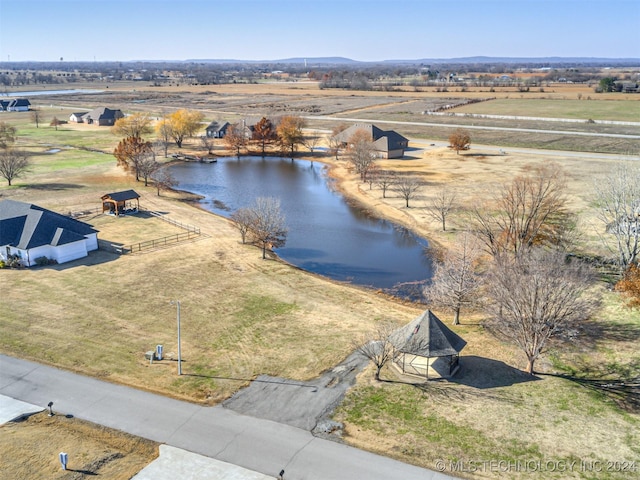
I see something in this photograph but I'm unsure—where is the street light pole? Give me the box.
[170,300,182,375]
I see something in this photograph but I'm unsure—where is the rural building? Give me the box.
[69,112,89,123]
[331,123,409,159]
[6,98,31,112]
[0,100,11,111]
[205,121,230,138]
[0,199,98,267]
[389,310,466,379]
[82,107,124,126]
[101,190,140,215]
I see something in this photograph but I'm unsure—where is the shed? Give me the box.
[101,190,140,215]
[389,310,466,379]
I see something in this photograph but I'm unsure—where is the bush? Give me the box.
[34,256,58,266]
[615,263,640,307]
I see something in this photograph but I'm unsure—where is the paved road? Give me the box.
[0,354,453,480]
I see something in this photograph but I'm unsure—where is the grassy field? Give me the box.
[1,86,639,478]
[455,98,640,122]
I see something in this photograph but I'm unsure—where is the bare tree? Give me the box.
[593,159,640,271]
[154,168,177,196]
[352,321,398,381]
[425,187,457,231]
[0,149,30,186]
[248,197,288,259]
[376,170,396,198]
[137,152,159,187]
[302,134,321,154]
[0,122,17,149]
[486,249,597,374]
[155,115,172,158]
[469,162,571,258]
[393,175,422,208]
[327,135,342,160]
[230,208,255,244]
[347,129,376,181]
[423,233,482,325]
[30,108,42,128]
[200,135,216,155]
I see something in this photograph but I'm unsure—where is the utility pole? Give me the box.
[170,300,182,375]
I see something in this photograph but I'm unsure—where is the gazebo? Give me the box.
[390,310,466,380]
[101,190,140,216]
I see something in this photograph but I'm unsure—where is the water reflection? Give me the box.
[169,157,432,300]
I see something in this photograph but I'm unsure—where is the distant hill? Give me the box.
[184,56,639,66]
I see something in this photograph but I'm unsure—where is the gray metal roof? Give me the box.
[332,123,409,151]
[0,199,97,250]
[82,107,124,121]
[390,310,466,357]
[101,190,140,202]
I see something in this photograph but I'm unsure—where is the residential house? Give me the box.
[7,98,31,112]
[69,112,89,123]
[0,199,99,267]
[0,100,11,112]
[82,107,124,126]
[205,121,230,138]
[331,123,409,159]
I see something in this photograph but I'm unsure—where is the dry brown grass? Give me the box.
[0,412,158,479]
[1,83,638,479]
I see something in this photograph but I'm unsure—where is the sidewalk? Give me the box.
[0,354,453,480]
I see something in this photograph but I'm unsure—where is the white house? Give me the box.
[69,112,89,123]
[7,98,31,112]
[0,200,98,267]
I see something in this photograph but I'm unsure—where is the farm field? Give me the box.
[19,78,640,154]
[0,82,639,478]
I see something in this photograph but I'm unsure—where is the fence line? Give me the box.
[148,211,201,234]
[118,229,201,254]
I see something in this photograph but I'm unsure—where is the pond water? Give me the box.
[1,89,104,97]
[169,157,432,299]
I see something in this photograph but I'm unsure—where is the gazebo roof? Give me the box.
[390,310,466,357]
[101,190,140,202]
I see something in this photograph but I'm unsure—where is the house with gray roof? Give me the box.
[69,112,89,123]
[0,100,11,112]
[6,98,31,112]
[205,121,230,138]
[82,107,124,126]
[331,123,409,159]
[0,199,98,267]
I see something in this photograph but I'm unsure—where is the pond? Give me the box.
[0,89,104,97]
[169,157,433,300]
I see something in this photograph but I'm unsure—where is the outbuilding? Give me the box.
[101,190,140,215]
[390,310,466,379]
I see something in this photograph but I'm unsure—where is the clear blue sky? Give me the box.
[1,0,638,62]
